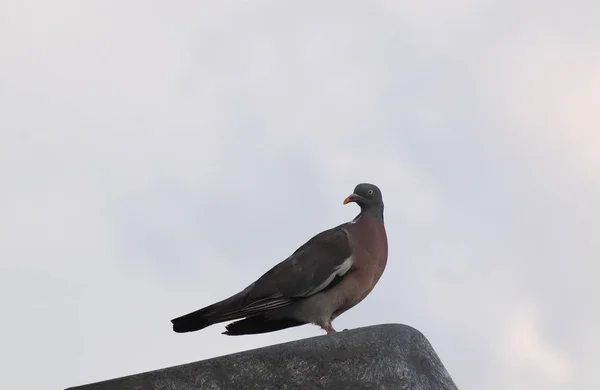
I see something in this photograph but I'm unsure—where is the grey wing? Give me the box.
[235,225,354,314]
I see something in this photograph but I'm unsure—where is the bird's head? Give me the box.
[343,183,384,215]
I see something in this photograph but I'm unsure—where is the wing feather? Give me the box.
[235,224,354,313]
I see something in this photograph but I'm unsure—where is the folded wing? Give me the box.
[171,224,354,333]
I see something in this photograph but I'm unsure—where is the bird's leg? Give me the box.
[323,323,337,334]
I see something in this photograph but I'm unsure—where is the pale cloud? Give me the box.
[479,26,600,181]
[500,304,574,387]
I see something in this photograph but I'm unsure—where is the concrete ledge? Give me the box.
[67,323,458,390]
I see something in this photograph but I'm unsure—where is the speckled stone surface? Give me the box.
[66,323,458,390]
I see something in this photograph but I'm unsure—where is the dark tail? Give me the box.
[223,315,306,336]
[171,293,247,333]
[171,304,217,333]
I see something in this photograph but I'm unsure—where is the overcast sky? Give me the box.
[1,1,599,389]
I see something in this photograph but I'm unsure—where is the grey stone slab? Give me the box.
[66,323,458,390]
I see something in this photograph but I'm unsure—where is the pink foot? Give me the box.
[324,325,337,334]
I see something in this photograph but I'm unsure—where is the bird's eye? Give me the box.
[367,189,374,195]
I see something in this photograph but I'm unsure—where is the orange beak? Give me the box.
[343,194,359,205]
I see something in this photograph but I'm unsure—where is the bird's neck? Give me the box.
[354,205,384,224]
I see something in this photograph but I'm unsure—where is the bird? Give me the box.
[170,183,388,336]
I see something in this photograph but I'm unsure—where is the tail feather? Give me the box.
[223,315,306,336]
[170,287,300,334]
[171,304,217,333]
[171,293,247,333]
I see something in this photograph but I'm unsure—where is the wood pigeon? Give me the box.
[171,183,388,336]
